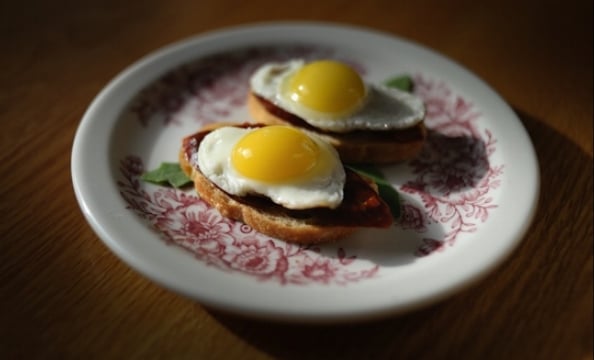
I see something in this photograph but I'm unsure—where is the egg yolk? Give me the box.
[283,60,365,115]
[231,126,320,183]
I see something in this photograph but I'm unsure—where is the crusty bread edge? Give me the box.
[179,127,358,244]
[247,91,427,164]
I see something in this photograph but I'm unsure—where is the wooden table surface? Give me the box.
[1,0,592,359]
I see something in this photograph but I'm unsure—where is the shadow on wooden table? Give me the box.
[208,109,593,360]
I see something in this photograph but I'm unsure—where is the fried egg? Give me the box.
[250,59,425,133]
[195,125,345,209]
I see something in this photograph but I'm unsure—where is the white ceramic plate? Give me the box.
[71,22,539,322]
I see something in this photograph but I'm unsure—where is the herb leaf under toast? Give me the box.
[384,75,413,92]
[345,164,401,220]
[141,162,192,188]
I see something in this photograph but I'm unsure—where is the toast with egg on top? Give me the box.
[247,60,427,164]
[179,123,393,244]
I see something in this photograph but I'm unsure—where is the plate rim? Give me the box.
[71,21,540,322]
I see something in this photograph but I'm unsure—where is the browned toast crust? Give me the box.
[247,91,427,164]
[179,124,393,244]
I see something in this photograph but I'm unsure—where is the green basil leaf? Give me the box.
[345,164,401,220]
[377,182,401,219]
[384,75,413,92]
[141,162,192,188]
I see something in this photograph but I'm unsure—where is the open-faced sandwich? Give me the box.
[179,123,393,244]
[247,59,427,164]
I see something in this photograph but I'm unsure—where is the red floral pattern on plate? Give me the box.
[403,75,503,255]
[129,46,360,126]
[119,155,379,285]
[117,46,502,284]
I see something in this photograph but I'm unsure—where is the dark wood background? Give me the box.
[1,1,592,359]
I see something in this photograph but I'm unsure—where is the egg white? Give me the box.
[194,126,346,210]
[250,60,426,133]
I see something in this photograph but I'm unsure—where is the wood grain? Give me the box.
[1,0,591,359]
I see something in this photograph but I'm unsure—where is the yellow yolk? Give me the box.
[283,60,365,115]
[231,126,320,183]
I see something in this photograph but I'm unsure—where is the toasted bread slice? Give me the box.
[247,91,427,164]
[179,124,393,244]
